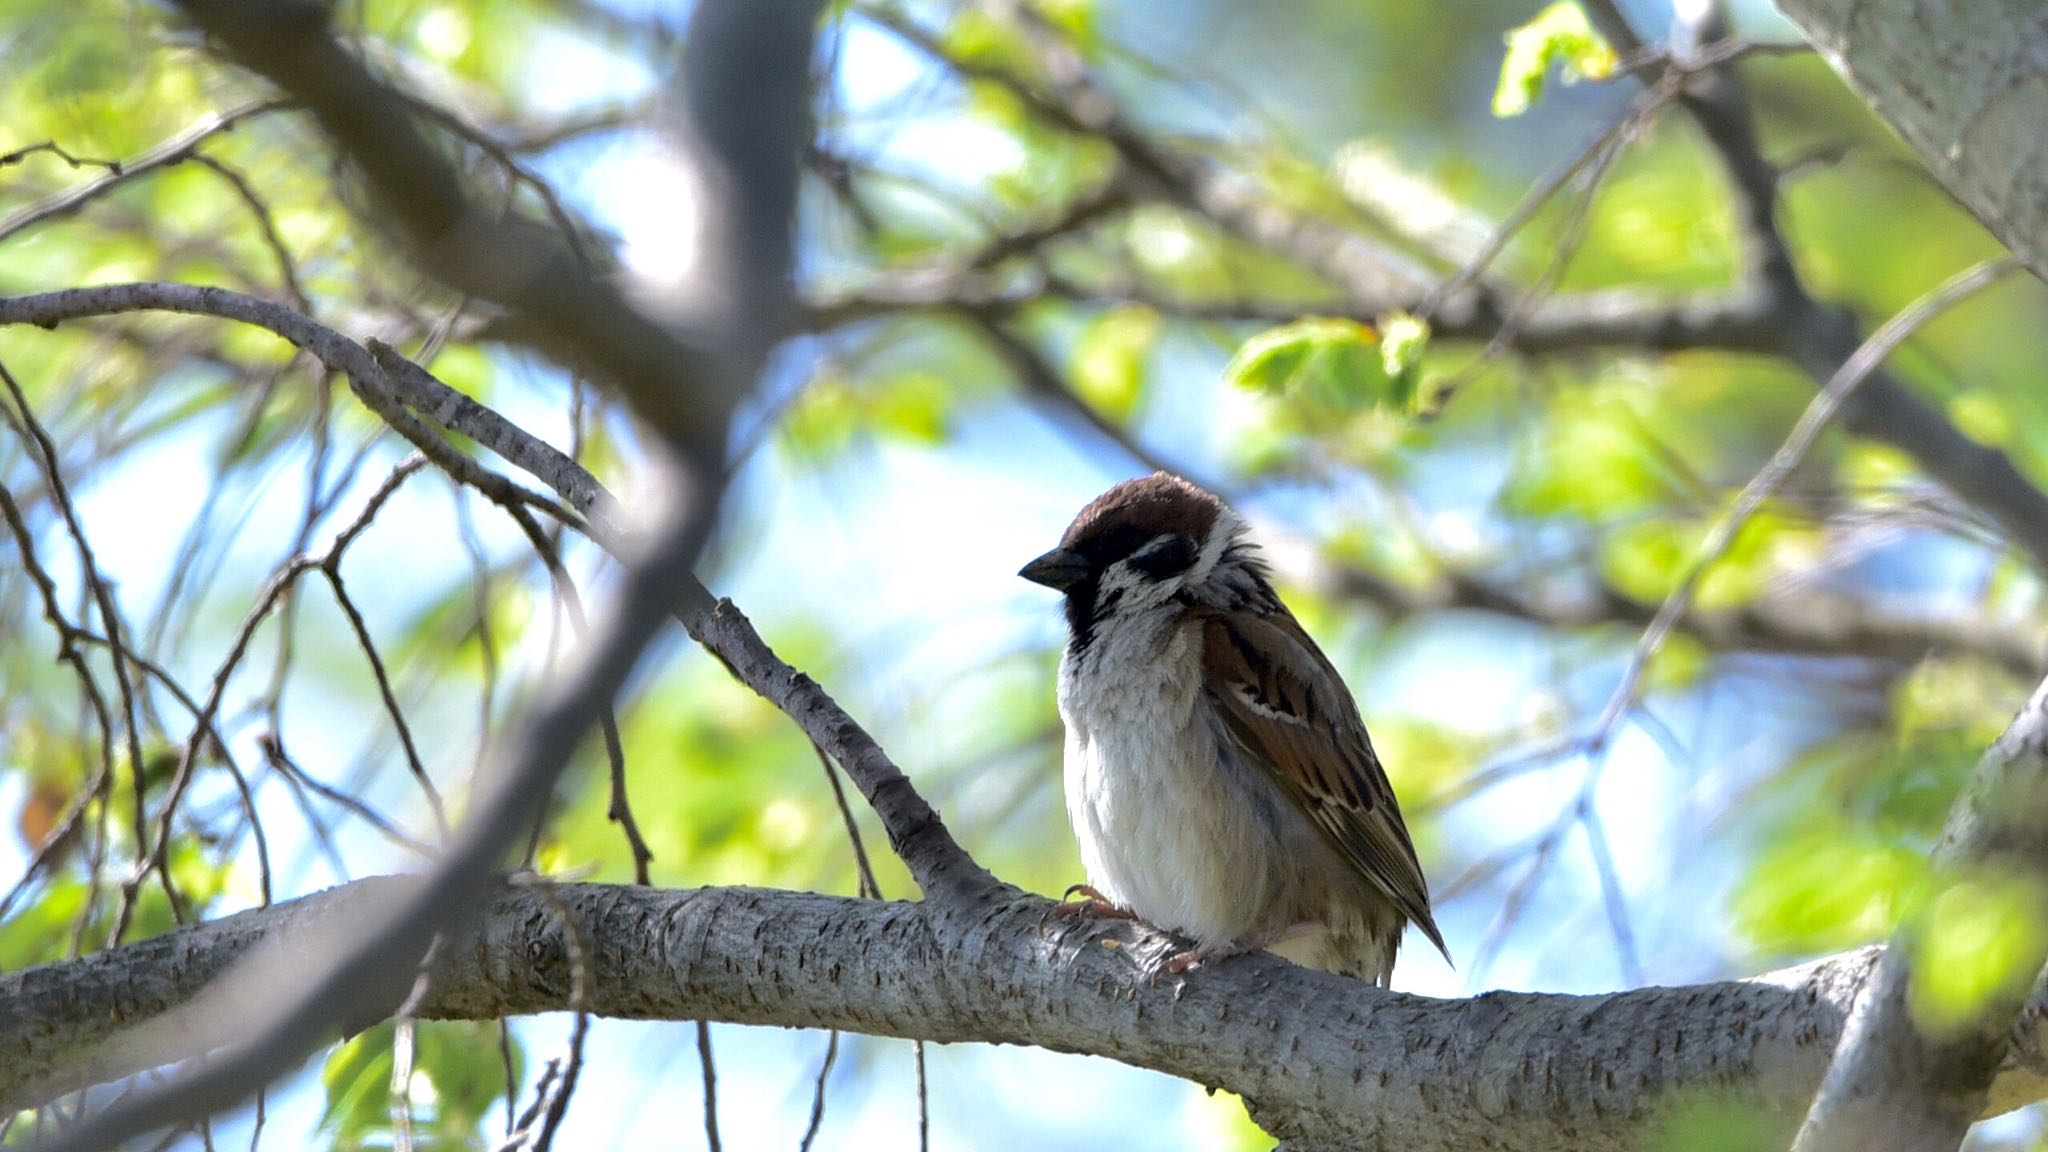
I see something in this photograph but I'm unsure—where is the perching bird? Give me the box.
[1020,472,1446,986]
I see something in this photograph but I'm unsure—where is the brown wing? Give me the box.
[1200,610,1449,962]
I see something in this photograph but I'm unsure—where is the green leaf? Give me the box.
[1894,657,2022,748]
[1644,632,1709,692]
[1377,310,1431,412]
[1732,827,1926,955]
[1493,1,1618,118]
[781,374,859,460]
[322,1025,398,1150]
[0,879,89,970]
[1070,305,1160,422]
[1598,508,1817,611]
[1505,389,1681,518]
[1223,317,1389,413]
[870,371,954,444]
[322,1020,515,1150]
[1909,873,2048,1038]
[1948,388,2013,447]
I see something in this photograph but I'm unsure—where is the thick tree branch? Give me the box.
[1774,0,2048,285]
[1793,671,2048,1151]
[5,878,2048,1151]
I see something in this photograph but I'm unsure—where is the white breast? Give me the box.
[1057,615,1293,949]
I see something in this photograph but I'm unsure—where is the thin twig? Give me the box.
[390,1018,417,1152]
[0,358,159,929]
[1585,257,2025,753]
[796,1032,840,1152]
[696,1022,721,1152]
[0,140,122,172]
[0,102,287,245]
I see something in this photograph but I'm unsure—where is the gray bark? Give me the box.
[6,879,2048,1152]
[1775,0,2048,284]
[1792,674,2048,1151]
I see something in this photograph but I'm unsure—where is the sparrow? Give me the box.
[1020,472,1447,986]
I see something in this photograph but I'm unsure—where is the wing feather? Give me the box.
[1199,611,1449,961]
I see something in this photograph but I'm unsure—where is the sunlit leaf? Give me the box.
[321,1026,398,1150]
[781,374,860,460]
[1224,317,1388,413]
[1598,508,1818,611]
[1505,389,1682,518]
[1378,309,1432,413]
[322,1020,516,1150]
[1948,388,2013,448]
[1908,873,2048,1038]
[1645,632,1708,692]
[1070,304,1160,422]
[1493,0,1618,118]
[1732,826,1925,955]
[1894,657,2023,748]
[870,371,954,444]
[0,879,88,970]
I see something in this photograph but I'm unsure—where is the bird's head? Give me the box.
[1020,472,1264,649]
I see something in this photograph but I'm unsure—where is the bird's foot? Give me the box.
[1042,883,1137,940]
[1157,924,1310,978]
[1160,942,1241,976]
[1048,883,1135,922]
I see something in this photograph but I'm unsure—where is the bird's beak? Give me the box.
[1019,546,1089,592]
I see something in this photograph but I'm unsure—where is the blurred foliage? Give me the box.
[322,1020,512,1152]
[3,0,2047,1148]
[1493,1,1617,118]
[1650,1093,1790,1152]
[1908,872,2048,1039]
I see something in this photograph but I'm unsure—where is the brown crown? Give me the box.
[1061,472,1225,547]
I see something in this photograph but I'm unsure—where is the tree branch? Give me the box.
[167,0,728,453]
[1583,1,2048,576]
[1793,670,2048,1151]
[18,0,822,1145]
[864,4,2048,576]
[0,282,996,906]
[5,878,2047,1152]
[1774,0,2048,285]
[1298,554,2048,679]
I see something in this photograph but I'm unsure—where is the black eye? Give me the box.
[1129,533,1195,577]
[1077,524,1149,567]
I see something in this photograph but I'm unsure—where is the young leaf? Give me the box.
[1908,873,2048,1038]
[1223,317,1388,412]
[1071,305,1161,421]
[1377,310,1431,412]
[1493,1,1618,118]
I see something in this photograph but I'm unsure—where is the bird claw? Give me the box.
[1049,883,1134,922]
[1041,883,1136,940]
[1155,937,1257,981]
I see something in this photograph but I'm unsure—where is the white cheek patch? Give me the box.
[1100,559,1176,607]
